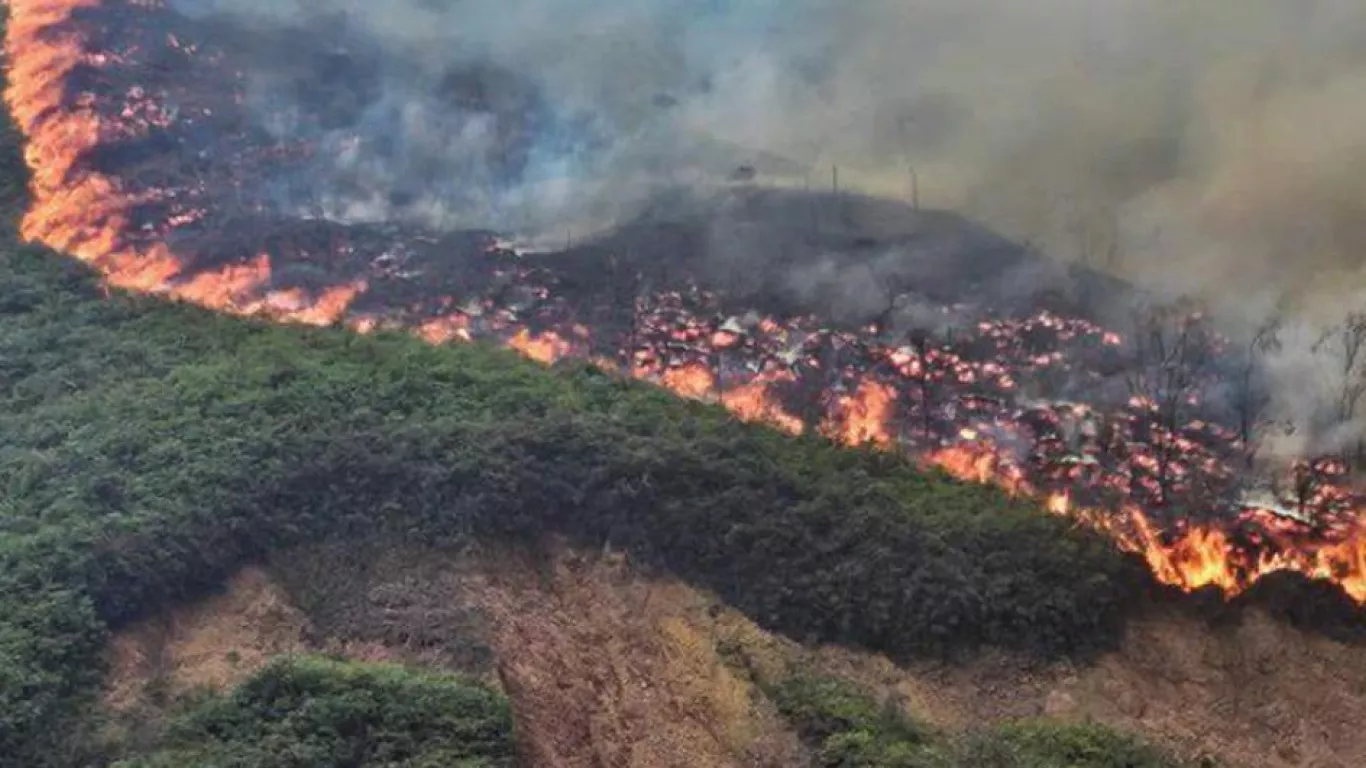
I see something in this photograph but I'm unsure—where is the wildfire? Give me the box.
[9,0,1366,608]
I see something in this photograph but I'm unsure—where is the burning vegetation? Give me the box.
[10,0,1366,611]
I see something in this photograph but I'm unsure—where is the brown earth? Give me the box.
[103,543,1366,768]
[104,565,309,714]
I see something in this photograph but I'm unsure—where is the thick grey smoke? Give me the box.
[171,0,1366,453]
[170,0,1366,296]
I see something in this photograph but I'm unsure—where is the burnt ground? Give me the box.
[72,0,1138,334]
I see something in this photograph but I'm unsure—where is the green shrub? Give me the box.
[764,673,1187,768]
[957,721,1182,768]
[767,673,943,767]
[113,656,514,767]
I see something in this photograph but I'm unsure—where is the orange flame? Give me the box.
[660,363,716,400]
[825,379,895,447]
[506,328,571,365]
[5,0,365,325]
[720,370,805,435]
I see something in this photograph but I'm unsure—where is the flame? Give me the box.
[417,313,473,345]
[5,0,364,325]
[506,328,571,365]
[720,370,805,435]
[929,440,1366,601]
[825,378,895,447]
[660,363,716,400]
[9,0,1366,609]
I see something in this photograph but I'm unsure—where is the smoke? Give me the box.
[165,0,1366,449]
[165,0,1366,293]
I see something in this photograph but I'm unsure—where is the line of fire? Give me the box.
[10,0,1366,606]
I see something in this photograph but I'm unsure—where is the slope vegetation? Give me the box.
[0,206,1149,765]
[0,111,1161,763]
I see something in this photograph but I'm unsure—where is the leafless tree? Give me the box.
[605,254,649,372]
[1068,200,1122,274]
[1312,311,1366,469]
[787,331,843,434]
[1123,301,1215,506]
[898,327,955,445]
[1230,313,1283,467]
[869,276,915,340]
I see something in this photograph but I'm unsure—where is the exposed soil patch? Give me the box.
[103,566,309,714]
[105,544,1366,767]
[268,540,808,768]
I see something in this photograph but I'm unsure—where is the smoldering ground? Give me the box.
[158,0,1366,456]
[167,0,1366,296]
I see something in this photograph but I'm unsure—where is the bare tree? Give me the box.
[1123,301,1214,507]
[605,254,648,373]
[1311,311,1366,469]
[869,275,914,340]
[787,331,843,434]
[1230,313,1283,467]
[895,327,953,445]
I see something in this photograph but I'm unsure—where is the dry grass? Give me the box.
[102,545,1366,768]
[103,566,309,714]
[452,546,809,768]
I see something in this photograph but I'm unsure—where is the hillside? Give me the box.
[8,4,1366,767]
[0,61,1198,764]
[7,94,1366,768]
[0,178,1167,765]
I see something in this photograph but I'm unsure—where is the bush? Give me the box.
[0,33,1152,761]
[957,721,1184,768]
[767,673,942,767]
[766,673,1185,768]
[113,656,514,767]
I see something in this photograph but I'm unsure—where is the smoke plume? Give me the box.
[167,0,1365,297]
[163,0,1366,449]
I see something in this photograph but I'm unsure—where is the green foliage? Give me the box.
[0,239,1153,763]
[767,674,942,766]
[956,721,1184,768]
[114,656,514,767]
[767,673,1184,768]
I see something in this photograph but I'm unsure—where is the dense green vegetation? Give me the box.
[0,15,1179,759]
[0,238,1151,762]
[0,124,1153,767]
[768,674,940,765]
[113,657,513,767]
[769,672,1186,768]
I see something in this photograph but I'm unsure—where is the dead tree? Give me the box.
[1230,313,1283,467]
[901,328,940,444]
[1069,201,1121,274]
[605,254,648,372]
[1123,302,1214,507]
[1312,312,1366,470]
[869,276,914,340]
[788,332,842,434]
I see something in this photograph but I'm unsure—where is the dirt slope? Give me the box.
[104,543,1366,767]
